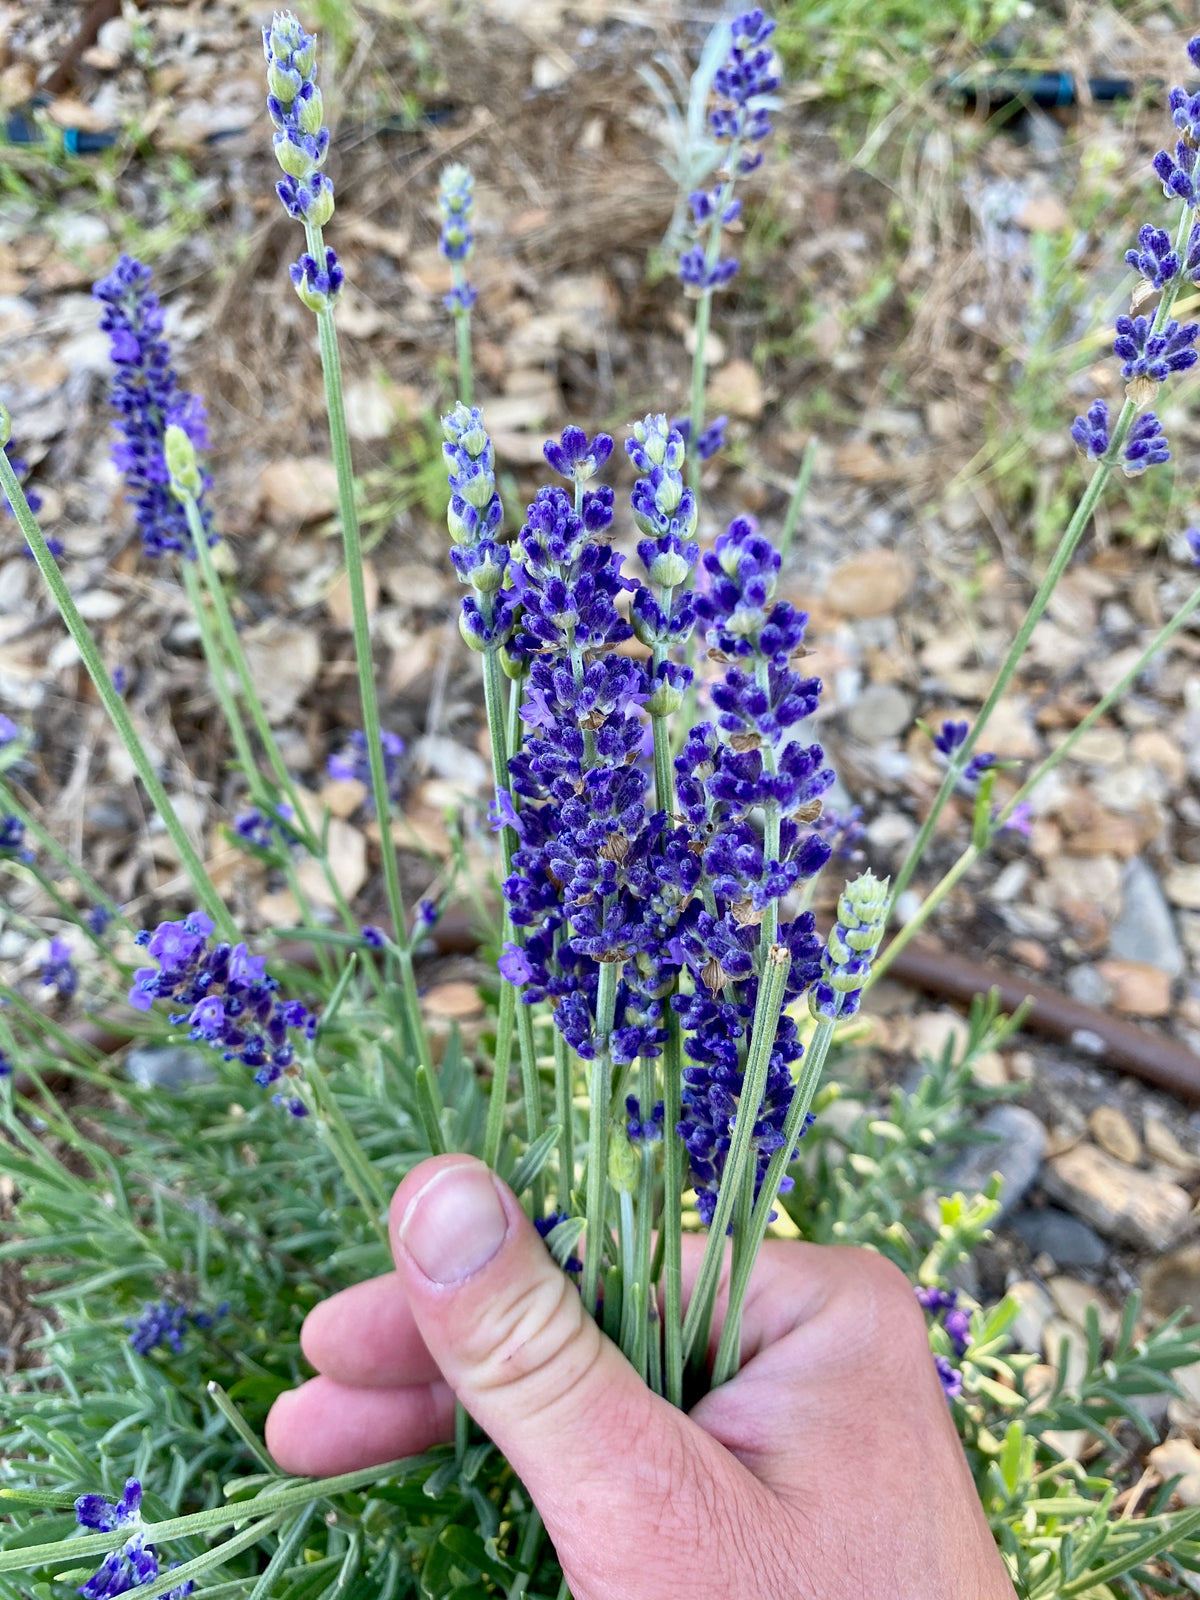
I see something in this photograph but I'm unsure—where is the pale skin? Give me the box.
[266,1154,1017,1600]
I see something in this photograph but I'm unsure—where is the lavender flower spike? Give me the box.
[264,12,333,227]
[94,256,214,558]
[811,870,889,1021]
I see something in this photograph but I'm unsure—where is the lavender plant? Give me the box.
[4,11,1200,1600]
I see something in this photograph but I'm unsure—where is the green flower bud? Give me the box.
[458,608,489,653]
[645,549,692,589]
[441,403,489,459]
[644,679,684,717]
[499,642,525,680]
[608,1130,640,1194]
[274,130,316,179]
[267,60,302,105]
[164,424,202,499]
[297,86,324,136]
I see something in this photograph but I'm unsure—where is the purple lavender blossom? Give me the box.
[0,713,18,747]
[1112,314,1198,383]
[1153,141,1198,205]
[998,800,1033,836]
[933,720,968,757]
[1070,399,1111,460]
[1186,526,1200,565]
[327,730,405,809]
[934,1353,963,1401]
[710,9,779,164]
[128,1296,227,1355]
[74,1479,194,1600]
[810,871,888,1021]
[264,12,334,229]
[362,924,387,948]
[0,1050,11,1077]
[75,1479,143,1533]
[1069,399,1171,474]
[232,800,297,855]
[1122,411,1171,474]
[671,414,727,462]
[127,911,315,1090]
[543,426,614,483]
[815,805,865,859]
[625,1095,664,1141]
[290,246,343,310]
[94,256,214,559]
[2,440,43,517]
[1125,223,1180,288]
[679,247,739,291]
[0,814,32,862]
[40,937,77,998]
[87,905,113,936]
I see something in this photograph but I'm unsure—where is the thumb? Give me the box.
[390,1156,757,1594]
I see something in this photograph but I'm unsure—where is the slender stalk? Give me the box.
[685,136,743,494]
[777,436,818,565]
[660,1007,684,1407]
[301,1056,390,1247]
[712,1016,835,1386]
[0,446,234,938]
[304,225,419,1011]
[484,982,514,1169]
[553,1023,574,1207]
[581,959,619,1314]
[0,1457,438,1575]
[631,1051,656,1382]
[451,260,474,406]
[889,199,1194,914]
[680,944,790,1369]
[870,576,1200,987]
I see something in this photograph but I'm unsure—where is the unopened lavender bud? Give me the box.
[646,547,692,588]
[442,402,488,458]
[608,1129,640,1194]
[810,869,889,1021]
[297,84,324,135]
[163,424,201,498]
[458,605,490,653]
[645,679,684,716]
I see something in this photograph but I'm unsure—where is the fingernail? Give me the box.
[399,1161,508,1284]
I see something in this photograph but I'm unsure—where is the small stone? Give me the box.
[1043,1142,1191,1252]
[258,457,340,525]
[1008,1278,1056,1353]
[1088,1105,1143,1166]
[1148,1438,1200,1505]
[1144,1114,1200,1177]
[1094,958,1171,1018]
[295,819,366,905]
[1143,1244,1200,1324]
[846,682,914,744]
[1008,1208,1108,1268]
[423,981,484,1019]
[705,357,763,420]
[1131,728,1186,789]
[1165,864,1200,909]
[944,1104,1046,1219]
[1108,857,1184,978]
[325,560,379,627]
[1066,965,1111,1008]
[126,1044,217,1092]
[241,622,321,723]
[826,549,914,618]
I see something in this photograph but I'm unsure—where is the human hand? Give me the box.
[266,1154,1016,1600]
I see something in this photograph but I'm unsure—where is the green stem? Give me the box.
[870,576,1200,988]
[686,290,712,496]
[631,1051,656,1383]
[451,261,474,406]
[581,960,618,1314]
[0,448,234,938]
[777,436,818,565]
[660,1007,684,1408]
[0,1459,439,1576]
[302,1056,390,1247]
[680,945,790,1370]
[482,650,543,1205]
[553,1023,574,1208]
[305,224,420,1025]
[711,1016,835,1386]
[484,981,514,1170]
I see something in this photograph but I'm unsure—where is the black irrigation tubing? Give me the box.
[44,910,1200,1105]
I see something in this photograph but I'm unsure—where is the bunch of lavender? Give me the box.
[127,1295,229,1357]
[128,912,314,1109]
[439,163,478,403]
